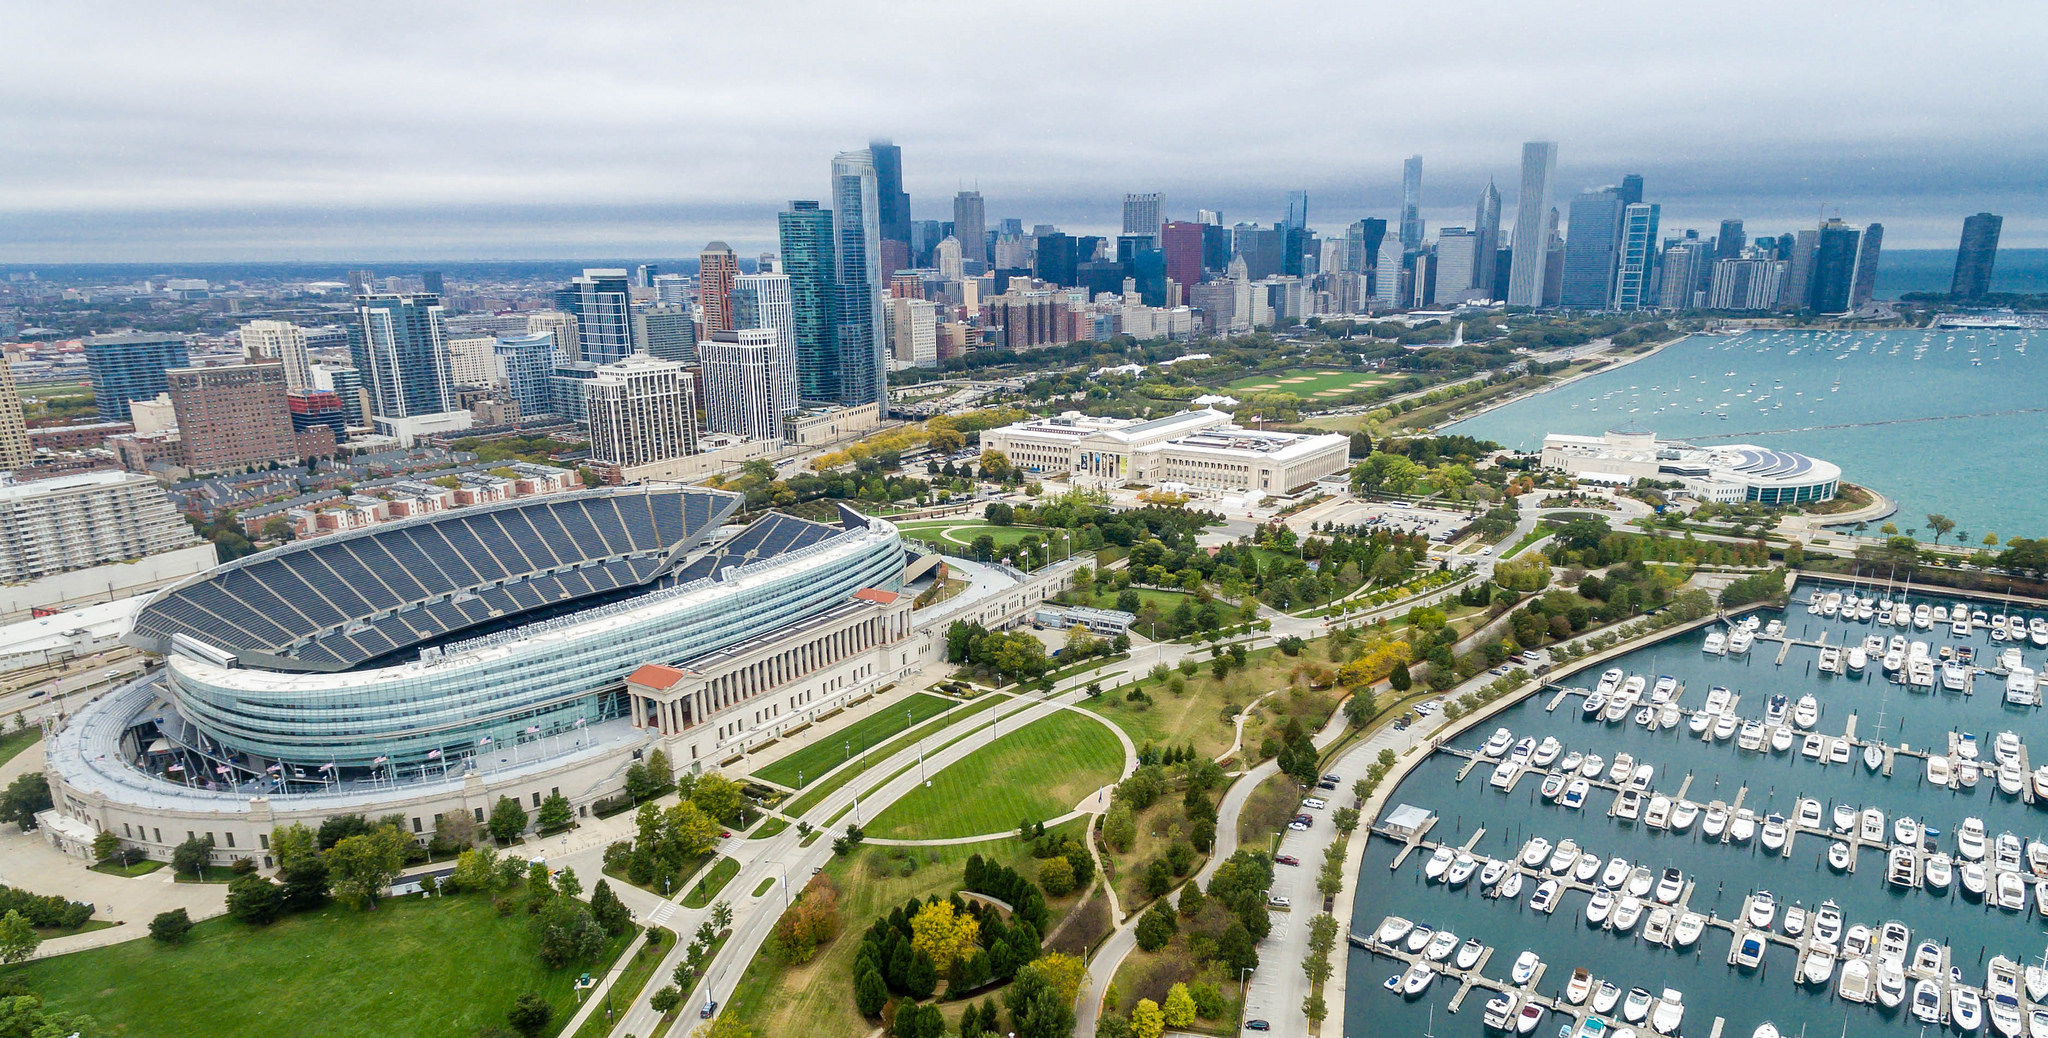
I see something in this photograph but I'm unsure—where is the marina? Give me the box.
[1345,578,2048,1038]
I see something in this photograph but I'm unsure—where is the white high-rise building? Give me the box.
[1373,235,1404,307]
[1122,193,1162,240]
[238,319,312,392]
[1508,141,1558,306]
[890,297,939,368]
[526,311,581,364]
[700,329,781,441]
[730,272,798,421]
[446,335,502,387]
[1434,229,1478,303]
[933,237,964,281]
[651,274,694,305]
[584,353,698,468]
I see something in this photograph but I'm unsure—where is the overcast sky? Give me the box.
[3,1,2042,262]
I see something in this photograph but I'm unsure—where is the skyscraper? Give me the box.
[1849,222,1883,308]
[1399,155,1424,251]
[1560,189,1624,308]
[700,329,782,442]
[952,191,986,270]
[351,293,453,419]
[1716,219,1747,261]
[85,332,191,422]
[1508,141,1558,306]
[167,362,297,474]
[1160,221,1205,291]
[0,360,29,471]
[239,320,312,392]
[869,139,912,255]
[1122,193,1162,244]
[697,243,739,335]
[779,200,838,403]
[1372,235,1403,306]
[526,310,580,364]
[1472,182,1502,298]
[1951,213,2003,300]
[1617,174,1644,207]
[1808,219,1862,313]
[632,303,697,364]
[494,332,558,419]
[730,271,798,422]
[554,269,635,363]
[584,353,698,469]
[1434,229,1478,302]
[1614,203,1662,310]
[1780,229,1820,309]
[933,237,964,281]
[830,150,888,410]
[1033,232,1078,286]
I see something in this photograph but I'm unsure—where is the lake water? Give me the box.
[1344,578,2048,1038]
[1445,327,2048,542]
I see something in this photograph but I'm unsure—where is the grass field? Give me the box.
[1226,369,1393,397]
[722,822,1083,1038]
[10,893,623,1038]
[780,695,1007,819]
[865,710,1126,840]
[1070,586,1194,615]
[895,520,1076,554]
[754,693,956,789]
[682,856,739,908]
[568,927,673,1038]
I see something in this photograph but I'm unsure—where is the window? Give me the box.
[531,792,541,808]
[259,833,269,850]
[412,817,422,834]
[225,832,235,848]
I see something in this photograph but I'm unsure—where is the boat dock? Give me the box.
[1356,920,1696,1038]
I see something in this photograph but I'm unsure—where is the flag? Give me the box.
[215,765,230,776]
[572,718,585,728]
[426,749,442,759]
[317,762,333,772]
[525,725,540,734]
[371,756,387,765]
[478,736,492,746]
[265,764,281,774]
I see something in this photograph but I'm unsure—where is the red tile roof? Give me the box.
[626,663,688,689]
[852,588,900,604]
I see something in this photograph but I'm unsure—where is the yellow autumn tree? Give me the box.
[1337,639,1413,687]
[1129,997,1165,1038]
[909,900,980,974]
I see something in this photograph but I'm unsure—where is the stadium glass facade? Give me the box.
[164,520,904,770]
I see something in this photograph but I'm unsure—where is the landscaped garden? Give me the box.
[754,692,957,789]
[1224,368,1394,397]
[864,711,1126,840]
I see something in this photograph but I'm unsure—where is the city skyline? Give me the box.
[2,2,2042,261]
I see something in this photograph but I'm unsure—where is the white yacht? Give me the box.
[1878,964,1907,1009]
[1533,737,1563,768]
[1765,694,1789,726]
[1585,887,1615,925]
[1654,867,1684,903]
[1833,802,1858,832]
[1945,660,1971,692]
[1612,896,1644,933]
[1574,853,1602,884]
[1702,685,1733,714]
[1563,778,1590,809]
[1860,807,1887,843]
[1547,839,1581,874]
[1729,628,1754,654]
[1519,836,1552,868]
[1770,726,1794,753]
[1645,795,1672,828]
[1424,929,1459,961]
[1794,694,1820,728]
[1580,753,1606,779]
[1839,957,1874,1003]
[1673,911,1705,948]
[1819,646,1843,673]
[1668,799,1699,832]
[1738,721,1765,751]
[1926,852,1954,891]
[1424,845,1455,881]
[1761,813,1788,851]
[1607,753,1635,785]
[1530,879,1561,913]
[1455,937,1485,969]
[1712,713,1738,741]
[1730,807,1758,843]
[1482,727,1514,757]
[1795,797,1823,829]
[1804,942,1837,985]
[1747,890,1777,928]
[1596,667,1625,695]
[1702,805,1729,840]
[1560,750,1585,775]
[1847,647,1868,673]
[1601,856,1631,889]
[1375,916,1414,945]
[1702,631,1727,655]
[1511,949,1541,985]
[2008,667,2040,707]
[1621,986,1652,1024]
[1929,754,1954,786]
[1447,854,1479,888]
[1895,815,1920,847]
[1960,817,1989,860]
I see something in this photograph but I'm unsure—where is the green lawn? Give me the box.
[10,893,624,1038]
[1072,586,1193,614]
[682,856,739,908]
[865,710,1125,840]
[0,728,40,769]
[569,927,674,1038]
[754,693,956,789]
[1225,368,1393,396]
[780,695,1007,819]
[895,521,1065,551]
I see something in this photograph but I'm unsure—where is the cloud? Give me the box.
[1,0,2040,260]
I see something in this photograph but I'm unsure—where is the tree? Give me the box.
[1342,690,1378,729]
[489,796,530,843]
[1389,659,1413,692]
[590,879,632,937]
[910,899,980,974]
[430,812,479,855]
[91,830,121,864]
[650,985,683,1015]
[535,900,608,969]
[327,825,410,909]
[451,845,502,893]
[1134,903,1177,951]
[1129,998,1165,1038]
[1037,856,1076,897]
[227,874,285,925]
[172,835,215,880]
[1163,983,1197,1029]
[691,772,745,825]
[506,992,553,1037]
[280,853,331,910]
[1926,513,1956,544]
[536,792,574,834]
[147,908,192,945]
[1302,992,1328,1025]
[0,772,54,831]
[1020,952,1090,1007]
[854,965,888,1016]
[553,866,582,899]
[271,822,318,870]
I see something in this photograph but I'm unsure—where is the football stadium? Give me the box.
[40,485,930,861]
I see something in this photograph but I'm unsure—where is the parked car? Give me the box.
[1321,773,1342,785]
[1316,779,1339,791]
[1267,894,1291,908]
[1246,1020,1271,1031]
[1302,797,1327,810]
[700,999,719,1019]
[1288,821,1310,832]
[1275,854,1300,866]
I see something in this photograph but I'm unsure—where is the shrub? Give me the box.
[149,908,193,944]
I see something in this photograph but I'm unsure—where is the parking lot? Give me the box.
[1287,498,1472,543]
